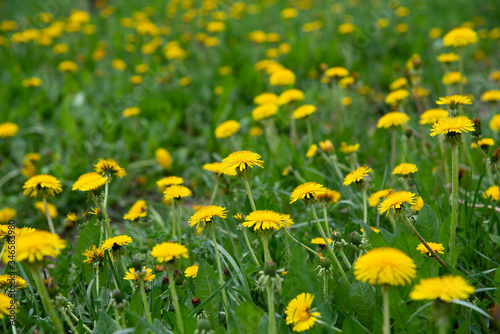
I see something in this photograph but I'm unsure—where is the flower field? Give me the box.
[1,0,500,333]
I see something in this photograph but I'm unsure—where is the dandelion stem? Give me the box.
[30,266,65,334]
[67,308,91,333]
[243,228,260,265]
[210,227,230,326]
[114,308,121,331]
[391,129,397,173]
[322,204,332,239]
[339,248,352,269]
[171,204,176,241]
[98,198,113,239]
[242,176,257,212]
[139,279,153,324]
[290,114,297,144]
[382,285,390,334]
[449,144,459,262]
[323,271,328,300]
[363,189,368,225]
[306,117,313,147]
[104,182,109,208]
[135,224,143,247]
[209,178,219,205]
[266,283,276,334]
[177,203,182,242]
[311,206,350,286]
[317,320,342,333]
[61,308,80,334]
[120,257,135,292]
[262,235,272,262]
[42,197,55,234]
[284,229,318,256]
[167,268,185,334]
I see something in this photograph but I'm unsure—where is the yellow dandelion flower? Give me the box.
[220,150,264,175]
[420,109,449,125]
[354,247,416,286]
[22,77,42,87]
[163,185,192,201]
[442,72,467,85]
[34,201,57,218]
[483,186,500,201]
[252,103,278,121]
[88,207,100,215]
[378,191,416,215]
[319,140,334,153]
[254,92,279,105]
[436,95,472,107]
[481,90,500,102]
[101,235,133,251]
[285,293,321,332]
[270,69,295,86]
[215,120,240,138]
[112,59,126,70]
[122,107,140,118]
[58,60,78,72]
[155,148,172,169]
[306,144,317,158]
[311,237,333,245]
[316,189,341,204]
[72,172,108,192]
[489,115,500,132]
[385,89,409,105]
[278,89,304,105]
[124,267,156,282]
[280,214,295,227]
[185,265,199,278]
[151,242,189,263]
[157,176,183,193]
[339,76,355,88]
[339,142,360,155]
[94,158,126,178]
[290,182,327,204]
[82,245,104,265]
[123,200,147,221]
[411,196,424,212]
[343,167,372,186]
[392,163,418,175]
[430,116,475,137]
[23,174,62,198]
[242,210,288,230]
[417,242,444,257]
[437,52,460,64]
[249,126,263,137]
[389,77,408,91]
[0,208,16,223]
[324,66,349,78]
[368,189,392,207]
[293,105,316,119]
[443,27,478,47]
[0,293,15,319]
[338,22,355,35]
[0,275,27,290]
[471,138,494,149]
[410,276,474,302]
[203,162,236,176]
[189,205,227,228]
[2,230,66,264]
[281,8,298,19]
[377,112,410,129]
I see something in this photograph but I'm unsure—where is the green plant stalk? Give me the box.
[68,308,92,333]
[266,284,276,334]
[242,228,260,265]
[95,266,100,299]
[209,178,219,205]
[322,204,332,238]
[104,182,109,208]
[210,227,230,326]
[30,266,65,334]
[135,224,143,247]
[339,248,352,269]
[171,204,177,241]
[139,279,153,324]
[323,271,328,300]
[242,176,257,212]
[106,252,121,291]
[311,206,350,286]
[114,308,121,331]
[284,229,319,256]
[306,117,313,147]
[290,114,297,144]
[450,145,459,260]
[42,197,56,234]
[177,203,182,242]
[61,308,80,334]
[261,235,272,262]
[382,285,390,334]
[391,129,397,173]
[120,257,135,292]
[98,198,113,239]
[316,320,342,333]
[167,269,185,334]
[363,189,368,225]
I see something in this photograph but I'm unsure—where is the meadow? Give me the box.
[0,0,499,333]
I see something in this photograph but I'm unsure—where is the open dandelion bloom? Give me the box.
[157,176,184,192]
[489,115,500,132]
[389,77,408,91]
[442,72,467,85]
[410,276,474,302]
[417,242,444,257]
[2,230,66,264]
[252,103,278,121]
[254,92,279,105]
[377,112,410,129]
[72,172,108,192]
[311,237,333,245]
[378,191,416,215]
[58,60,78,72]
[215,120,240,138]
[411,196,424,212]
[123,200,147,221]
[316,189,341,204]
[185,265,199,278]
[0,208,16,223]
[392,163,418,175]
[34,201,57,218]
[101,235,133,251]
[420,108,449,125]
[285,293,321,332]
[0,293,15,318]
[293,105,316,119]
[430,116,475,137]
[471,138,494,149]
[354,247,416,286]
[220,150,264,175]
[318,140,333,152]
[385,89,409,105]
[151,242,189,263]
[163,185,192,201]
[202,162,237,176]
[339,142,360,154]
[481,90,500,102]
[343,166,372,186]
[82,245,104,265]
[437,52,459,64]
[23,174,62,198]
[124,267,156,282]
[483,186,500,201]
[306,144,317,158]
[155,148,172,169]
[0,275,27,290]
[443,27,478,47]
[369,189,392,207]
[289,182,327,204]
[325,66,349,78]
[122,107,140,118]
[189,205,227,228]
[0,122,19,138]
[242,210,288,230]
[278,89,304,105]
[22,77,42,87]
[270,68,296,86]
[94,158,126,178]
[436,95,472,108]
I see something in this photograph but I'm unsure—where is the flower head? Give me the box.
[289,182,327,204]
[34,201,57,218]
[411,196,425,212]
[377,112,410,129]
[94,158,126,178]
[0,275,27,290]
[339,142,360,154]
[437,52,459,64]
[481,90,500,102]
[436,95,472,109]
[23,174,62,198]
[315,189,341,204]
[385,89,409,105]
[354,247,416,286]
[157,176,184,193]
[270,68,295,86]
[392,163,418,175]
[410,275,474,302]
[306,144,317,158]
[443,27,478,47]
[215,120,240,138]
[242,210,288,231]
[0,122,19,138]
[0,293,15,319]
[285,293,321,332]
[369,189,392,207]
[254,92,279,105]
[101,235,133,252]
[163,185,192,201]
[417,242,445,257]
[123,200,147,221]
[189,205,227,228]
[293,105,316,119]
[325,66,349,78]
[420,109,449,125]
[124,267,156,282]
[343,167,372,186]
[72,172,108,192]
[252,103,278,121]
[430,117,475,143]
[82,245,105,265]
[122,107,140,118]
[319,140,334,152]
[155,148,172,169]
[489,115,500,132]
[311,237,333,245]
[151,242,189,263]
[185,265,199,278]
[2,230,66,264]
[483,186,500,201]
[0,208,16,223]
[278,89,304,105]
[220,151,264,176]
[378,191,416,215]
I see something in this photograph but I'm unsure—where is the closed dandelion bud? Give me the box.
[44,277,58,297]
[155,264,164,272]
[130,258,142,272]
[458,168,465,182]
[223,268,230,277]
[472,118,482,138]
[411,55,423,69]
[332,230,342,241]
[405,128,413,138]
[320,256,331,269]
[197,318,211,331]
[192,297,201,308]
[162,276,169,287]
[492,148,500,163]
[263,261,277,277]
[349,231,362,246]
[112,289,124,304]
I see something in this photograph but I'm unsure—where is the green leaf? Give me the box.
[490,234,500,246]
[54,236,73,286]
[92,311,116,334]
[415,204,440,242]
[235,301,263,334]
[341,316,368,334]
[495,265,500,302]
[349,282,376,331]
[195,259,222,327]
[439,215,451,247]
[450,299,493,320]
[129,291,143,317]
[72,216,100,268]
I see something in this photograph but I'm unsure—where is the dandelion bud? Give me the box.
[405,128,413,138]
[44,277,59,297]
[111,289,124,304]
[472,117,482,138]
[130,258,142,272]
[458,168,465,182]
[320,256,331,269]
[155,264,164,272]
[492,148,500,163]
[332,230,342,241]
[197,318,211,331]
[223,268,230,276]
[191,297,201,308]
[162,276,169,287]
[319,140,334,153]
[263,261,277,277]
[349,231,362,246]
